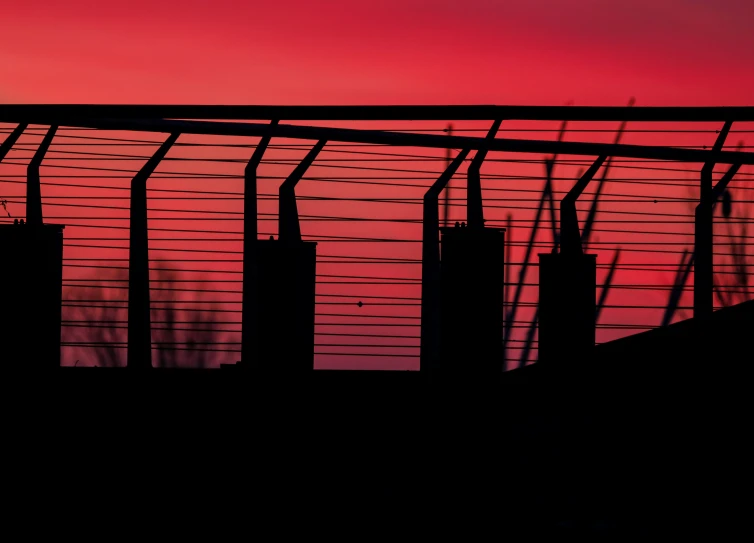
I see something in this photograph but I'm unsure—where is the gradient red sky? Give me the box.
[2,0,753,106]
[2,1,752,369]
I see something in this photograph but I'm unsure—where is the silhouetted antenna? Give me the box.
[442,123,454,228]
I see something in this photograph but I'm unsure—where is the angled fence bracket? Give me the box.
[560,156,607,255]
[466,119,502,229]
[0,123,27,163]
[278,140,326,242]
[27,125,57,226]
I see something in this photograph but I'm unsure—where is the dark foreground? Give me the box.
[7,345,750,538]
[6,300,752,538]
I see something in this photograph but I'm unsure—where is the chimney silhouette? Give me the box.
[439,222,505,374]
[538,158,605,367]
[0,222,64,368]
[436,120,505,375]
[239,139,323,371]
[251,238,317,371]
[0,124,64,369]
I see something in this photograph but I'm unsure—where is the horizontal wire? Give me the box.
[5,122,751,366]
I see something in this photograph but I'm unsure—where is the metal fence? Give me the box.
[1,106,752,369]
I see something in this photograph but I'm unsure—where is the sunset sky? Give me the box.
[2,0,753,106]
[1,1,752,369]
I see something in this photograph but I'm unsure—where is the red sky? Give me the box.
[2,0,753,105]
[2,1,753,369]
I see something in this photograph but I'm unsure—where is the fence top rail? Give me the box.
[2,104,754,122]
[8,116,754,165]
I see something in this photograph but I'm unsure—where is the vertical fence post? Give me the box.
[127,133,180,369]
[420,149,470,374]
[241,121,278,366]
[694,122,731,321]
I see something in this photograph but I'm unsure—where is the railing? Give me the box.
[1,105,752,369]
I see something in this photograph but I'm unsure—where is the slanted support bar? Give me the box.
[559,156,607,256]
[694,121,732,321]
[467,119,502,229]
[27,125,57,226]
[245,120,279,242]
[420,149,470,373]
[241,120,278,365]
[279,140,326,242]
[127,133,180,369]
[0,123,27,163]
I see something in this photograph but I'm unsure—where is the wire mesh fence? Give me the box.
[1,115,752,369]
